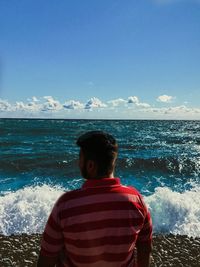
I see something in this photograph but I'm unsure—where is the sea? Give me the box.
[0,119,200,237]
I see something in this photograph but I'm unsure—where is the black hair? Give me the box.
[76,131,118,176]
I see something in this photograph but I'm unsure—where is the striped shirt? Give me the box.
[40,178,152,267]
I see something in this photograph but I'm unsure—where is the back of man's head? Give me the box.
[76,131,118,177]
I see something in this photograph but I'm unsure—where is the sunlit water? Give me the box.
[0,119,200,236]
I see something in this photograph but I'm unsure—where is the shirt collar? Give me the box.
[82,177,121,189]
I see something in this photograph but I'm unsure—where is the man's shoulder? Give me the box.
[118,183,142,196]
[56,188,83,206]
[118,184,147,208]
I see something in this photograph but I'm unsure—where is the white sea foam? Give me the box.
[145,185,200,237]
[0,184,65,235]
[0,183,200,237]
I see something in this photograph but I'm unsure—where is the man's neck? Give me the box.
[86,173,114,180]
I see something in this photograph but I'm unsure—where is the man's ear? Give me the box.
[86,160,97,177]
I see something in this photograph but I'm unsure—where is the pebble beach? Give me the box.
[0,234,200,267]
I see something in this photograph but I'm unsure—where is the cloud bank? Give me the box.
[0,95,199,120]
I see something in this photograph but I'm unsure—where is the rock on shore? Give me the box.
[0,234,200,267]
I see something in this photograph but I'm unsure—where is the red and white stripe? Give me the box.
[40,178,152,267]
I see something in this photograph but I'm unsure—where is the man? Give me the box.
[37,131,152,267]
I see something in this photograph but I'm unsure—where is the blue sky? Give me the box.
[0,0,200,119]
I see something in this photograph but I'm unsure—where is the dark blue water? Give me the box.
[0,119,200,236]
[1,119,200,193]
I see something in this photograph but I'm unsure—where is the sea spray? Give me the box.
[146,184,200,237]
[1,183,200,237]
[0,184,64,235]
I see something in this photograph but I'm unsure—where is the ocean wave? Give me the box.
[146,185,200,237]
[0,156,78,173]
[1,155,200,177]
[0,183,200,237]
[117,157,200,176]
[0,185,64,235]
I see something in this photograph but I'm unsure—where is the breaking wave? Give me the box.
[0,183,200,237]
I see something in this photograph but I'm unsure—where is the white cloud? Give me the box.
[135,102,151,108]
[85,97,107,109]
[157,95,174,103]
[63,100,84,109]
[15,101,33,111]
[107,96,151,109]
[163,105,191,114]
[32,96,39,102]
[26,101,41,111]
[127,96,139,104]
[42,96,62,111]
[0,99,12,111]
[0,96,200,119]
[43,96,54,101]
[15,101,27,110]
[150,105,200,117]
[14,101,41,113]
[107,98,126,107]
[128,96,150,108]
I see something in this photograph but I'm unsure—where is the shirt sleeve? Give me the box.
[40,199,64,257]
[136,195,153,245]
